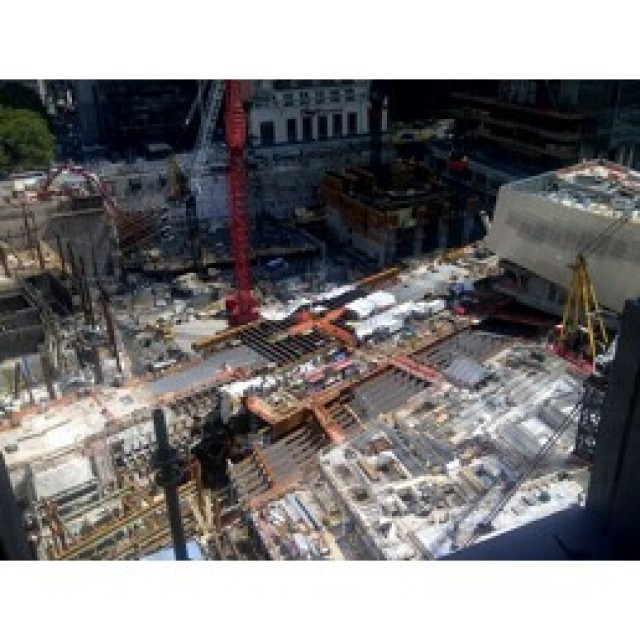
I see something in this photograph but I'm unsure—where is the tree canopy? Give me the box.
[0,104,54,175]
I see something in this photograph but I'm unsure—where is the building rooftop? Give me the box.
[519,160,640,222]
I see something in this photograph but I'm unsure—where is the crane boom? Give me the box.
[189,80,225,191]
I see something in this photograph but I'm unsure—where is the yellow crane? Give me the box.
[556,253,609,366]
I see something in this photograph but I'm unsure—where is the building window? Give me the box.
[283,93,294,107]
[347,112,358,135]
[287,118,297,143]
[302,116,313,141]
[318,115,328,140]
[260,121,275,146]
[333,113,343,137]
[345,87,355,102]
[299,91,310,106]
[315,90,325,105]
[330,88,341,103]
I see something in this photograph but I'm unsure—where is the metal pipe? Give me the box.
[153,408,188,560]
[21,204,33,251]
[66,241,78,281]
[91,243,100,281]
[0,245,11,277]
[20,358,35,405]
[91,346,104,385]
[35,240,46,271]
[79,256,95,326]
[13,362,20,400]
[39,348,56,400]
[54,234,66,274]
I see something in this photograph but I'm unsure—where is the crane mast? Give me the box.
[224,80,259,326]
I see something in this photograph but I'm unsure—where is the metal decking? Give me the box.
[229,425,327,504]
[240,323,332,367]
[348,367,432,420]
[322,397,364,440]
[412,330,510,370]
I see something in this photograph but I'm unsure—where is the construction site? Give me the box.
[0,80,637,561]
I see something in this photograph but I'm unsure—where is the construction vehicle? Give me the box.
[146,318,175,342]
[195,299,225,319]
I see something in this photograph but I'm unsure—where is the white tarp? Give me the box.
[346,290,397,319]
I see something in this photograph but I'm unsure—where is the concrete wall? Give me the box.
[486,185,640,312]
[0,453,31,559]
[587,298,640,557]
[325,206,390,267]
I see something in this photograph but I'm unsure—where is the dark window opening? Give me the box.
[333,113,343,137]
[260,121,275,146]
[302,117,313,141]
[287,118,297,143]
[348,112,358,135]
[318,115,328,140]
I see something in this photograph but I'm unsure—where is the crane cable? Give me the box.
[459,399,582,550]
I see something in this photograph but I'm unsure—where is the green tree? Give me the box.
[0,105,54,175]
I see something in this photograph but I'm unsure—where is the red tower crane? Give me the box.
[224,80,259,326]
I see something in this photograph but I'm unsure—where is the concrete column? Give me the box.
[587,298,640,558]
[463,214,475,243]
[0,452,32,559]
[413,223,424,257]
[153,408,188,561]
[438,218,448,249]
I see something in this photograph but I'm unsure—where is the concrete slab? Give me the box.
[145,345,266,396]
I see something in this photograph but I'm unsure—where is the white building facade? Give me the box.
[248,80,387,147]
